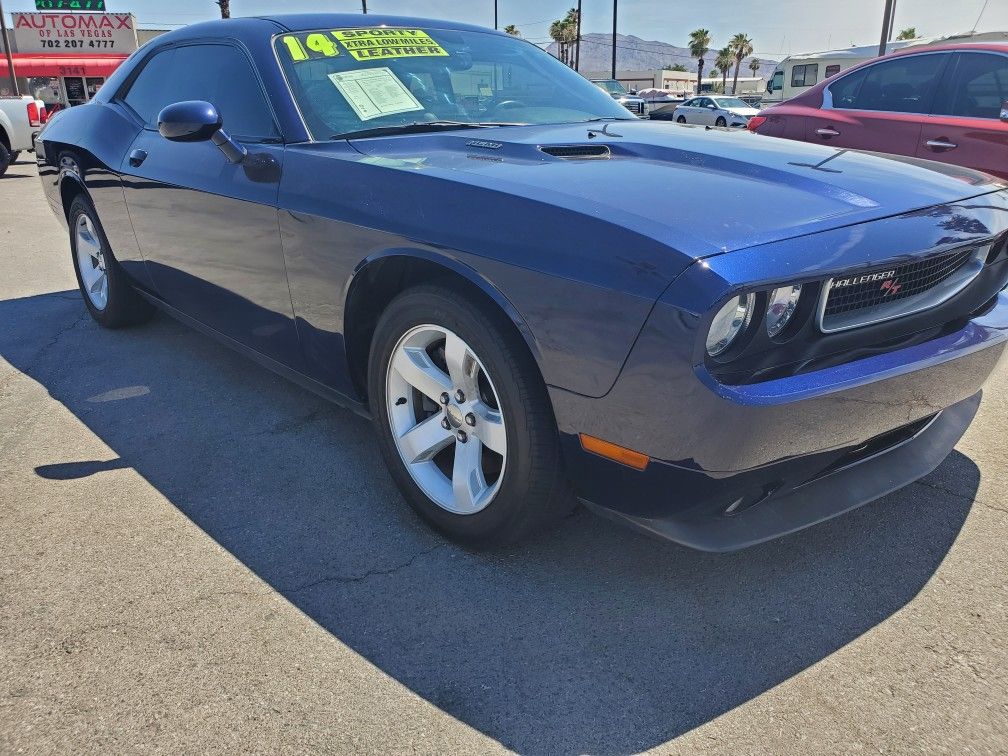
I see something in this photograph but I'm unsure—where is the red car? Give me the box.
[749,43,1008,179]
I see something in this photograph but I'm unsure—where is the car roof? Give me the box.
[892,41,1008,55]
[261,13,497,35]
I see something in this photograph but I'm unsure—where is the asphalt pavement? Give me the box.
[1,159,1006,754]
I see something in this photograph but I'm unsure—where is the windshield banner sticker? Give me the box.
[327,67,424,121]
[332,28,448,61]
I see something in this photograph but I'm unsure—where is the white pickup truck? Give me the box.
[0,96,45,176]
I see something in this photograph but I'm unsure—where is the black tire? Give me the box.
[368,285,573,546]
[715,116,727,127]
[0,142,10,177]
[676,115,686,123]
[9,151,20,164]
[68,194,154,328]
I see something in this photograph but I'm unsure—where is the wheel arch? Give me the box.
[58,168,89,223]
[342,249,544,403]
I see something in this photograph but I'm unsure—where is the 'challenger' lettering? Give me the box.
[831,270,897,288]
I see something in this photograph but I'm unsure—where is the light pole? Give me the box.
[878,0,896,56]
[362,0,367,14]
[494,0,498,30]
[611,0,617,79]
[0,0,20,96]
[574,0,582,71]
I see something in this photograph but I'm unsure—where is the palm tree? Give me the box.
[748,57,761,79]
[896,27,918,40]
[217,0,230,18]
[688,29,711,97]
[504,24,520,36]
[715,47,734,94]
[729,33,753,95]
[549,20,568,65]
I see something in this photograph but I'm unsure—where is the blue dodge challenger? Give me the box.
[36,15,1008,550]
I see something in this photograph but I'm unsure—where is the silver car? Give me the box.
[673,95,759,127]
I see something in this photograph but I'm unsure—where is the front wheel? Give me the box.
[0,143,10,177]
[676,115,686,123]
[9,151,20,164]
[368,285,572,546]
[715,116,727,127]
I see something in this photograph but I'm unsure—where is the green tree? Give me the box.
[897,27,918,40]
[715,47,734,94]
[748,57,761,79]
[688,29,712,97]
[504,24,520,36]
[549,8,580,67]
[729,32,754,95]
[664,63,688,71]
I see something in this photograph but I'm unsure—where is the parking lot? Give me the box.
[0,157,1006,753]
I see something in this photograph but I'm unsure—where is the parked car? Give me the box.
[36,15,1008,551]
[673,95,759,127]
[750,43,1008,179]
[0,95,45,175]
[590,79,649,117]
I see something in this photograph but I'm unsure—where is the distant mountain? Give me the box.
[548,33,775,76]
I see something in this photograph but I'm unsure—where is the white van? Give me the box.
[762,30,1008,104]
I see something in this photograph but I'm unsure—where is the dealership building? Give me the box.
[0,9,168,109]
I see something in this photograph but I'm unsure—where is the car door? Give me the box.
[806,52,950,158]
[917,50,1008,179]
[117,42,301,368]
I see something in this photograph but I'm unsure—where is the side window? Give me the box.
[829,67,868,109]
[791,64,818,88]
[770,70,783,92]
[850,53,945,113]
[825,64,841,78]
[939,53,1008,119]
[122,44,278,141]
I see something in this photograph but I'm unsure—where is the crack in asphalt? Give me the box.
[284,543,447,593]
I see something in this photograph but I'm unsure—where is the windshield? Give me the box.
[712,97,749,109]
[592,79,628,95]
[275,27,634,139]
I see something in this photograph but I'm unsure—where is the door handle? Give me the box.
[925,138,957,151]
[128,148,147,167]
[816,127,840,138]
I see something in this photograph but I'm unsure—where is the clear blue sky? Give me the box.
[4,0,1005,58]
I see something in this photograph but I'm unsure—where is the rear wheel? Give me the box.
[369,285,572,546]
[715,116,727,127]
[0,143,10,177]
[676,115,686,123]
[68,194,154,328]
[9,151,21,164]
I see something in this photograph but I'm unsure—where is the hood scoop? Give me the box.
[539,144,611,160]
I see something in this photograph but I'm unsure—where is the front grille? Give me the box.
[624,101,644,114]
[820,245,986,333]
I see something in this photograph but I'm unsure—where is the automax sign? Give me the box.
[12,12,138,54]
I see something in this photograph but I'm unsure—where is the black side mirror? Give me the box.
[157,100,247,164]
[158,100,221,142]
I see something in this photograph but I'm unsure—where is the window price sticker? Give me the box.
[328,67,424,121]
[332,28,448,61]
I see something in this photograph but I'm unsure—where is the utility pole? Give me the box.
[611,0,617,79]
[361,0,367,14]
[0,0,20,96]
[878,0,895,56]
[494,0,497,30]
[575,0,582,72]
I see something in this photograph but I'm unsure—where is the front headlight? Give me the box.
[706,293,754,356]
[765,284,802,337]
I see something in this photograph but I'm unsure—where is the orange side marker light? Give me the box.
[579,434,650,471]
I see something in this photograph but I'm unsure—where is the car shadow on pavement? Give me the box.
[2,290,980,755]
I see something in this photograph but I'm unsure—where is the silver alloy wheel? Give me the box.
[385,324,508,515]
[75,213,108,310]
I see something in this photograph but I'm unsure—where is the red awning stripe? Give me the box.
[0,54,128,78]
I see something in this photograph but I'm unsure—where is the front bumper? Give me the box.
[552,281,1008,550]
[572,392,978,551]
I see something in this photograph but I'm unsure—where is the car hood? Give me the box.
[345,120,1006,259]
